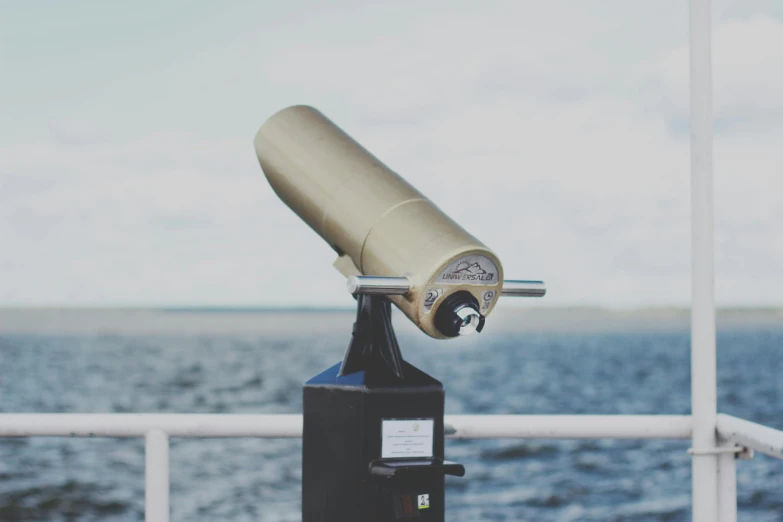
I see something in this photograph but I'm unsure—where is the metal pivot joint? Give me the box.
[346,276,547,298]
[346,275,546,338]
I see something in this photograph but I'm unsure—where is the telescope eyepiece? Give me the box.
[434,291,486,338]
[456,306,482,335]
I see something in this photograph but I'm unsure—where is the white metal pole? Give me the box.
[0,413,692,439]
[718,447,738,522]
[145,429,170,522]
[717,413,783,459]
[689,0,719,520]
[445,415,691,439]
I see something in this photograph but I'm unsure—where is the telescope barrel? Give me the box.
[254,105,506,338]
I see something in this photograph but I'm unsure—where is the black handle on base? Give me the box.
[369,459,466,480]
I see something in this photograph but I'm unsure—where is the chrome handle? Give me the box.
[501,280,546,297]
[346,276,411,296]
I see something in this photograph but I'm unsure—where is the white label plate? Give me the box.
[381,419,434,459]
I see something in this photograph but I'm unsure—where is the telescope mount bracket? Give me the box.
[340,294,405,380]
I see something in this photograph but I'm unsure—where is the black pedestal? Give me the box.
[301,295,464,522]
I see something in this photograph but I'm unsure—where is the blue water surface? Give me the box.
[0,313,781,522]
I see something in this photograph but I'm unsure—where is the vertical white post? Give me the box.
[689,0,719,521]
[145,429,170,522]
[718,448,738,522]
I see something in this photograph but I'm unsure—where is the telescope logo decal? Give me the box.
[453,261,487,275]
[435,255,498,285]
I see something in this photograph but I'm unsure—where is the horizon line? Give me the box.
[1,305,782,313]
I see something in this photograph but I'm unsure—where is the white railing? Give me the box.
[1,413,781,522]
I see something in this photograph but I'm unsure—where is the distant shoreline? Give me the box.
[1,305,782,313]
[1,307,780,336]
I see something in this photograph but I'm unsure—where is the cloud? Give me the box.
[0,3,781,307]
[656,15,783,131]
[0,133,348,306]
[48,119,107,145]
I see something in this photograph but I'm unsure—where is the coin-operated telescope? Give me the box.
[254,106,545,522]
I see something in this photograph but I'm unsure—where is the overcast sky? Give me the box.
[1,0,781,308]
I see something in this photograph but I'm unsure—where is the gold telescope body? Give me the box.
[253,105,503,339]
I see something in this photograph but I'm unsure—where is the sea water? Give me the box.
[0,309,781,522]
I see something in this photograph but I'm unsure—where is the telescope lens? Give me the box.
[434,291,486,338]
